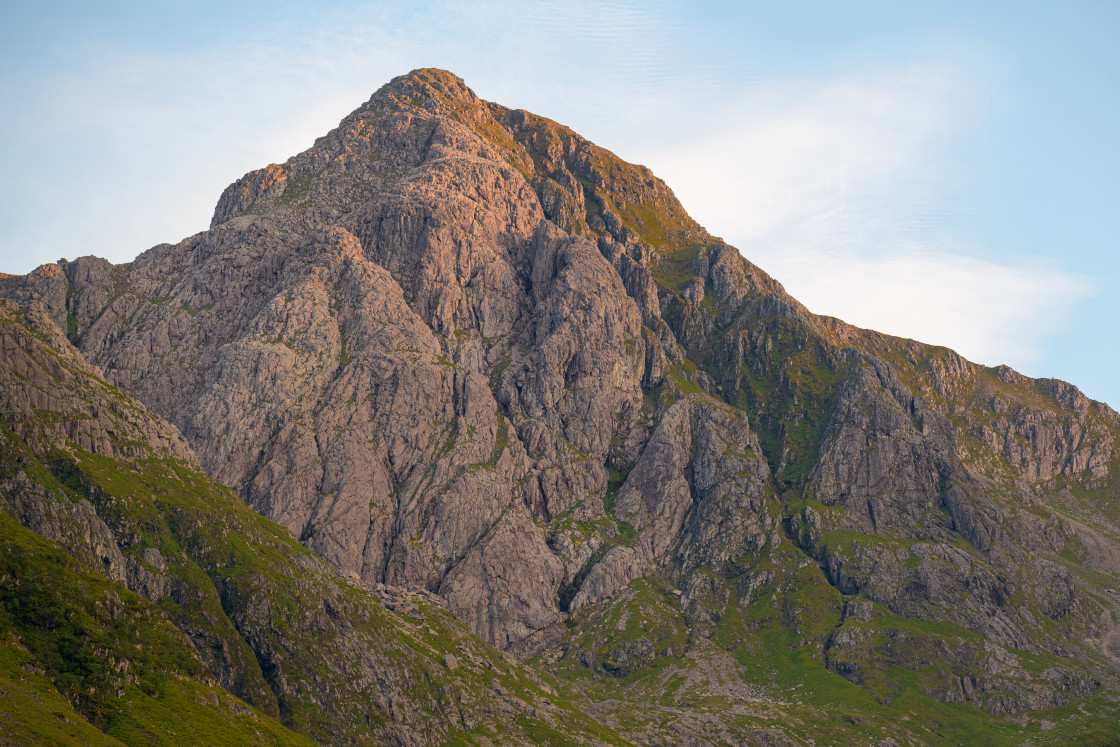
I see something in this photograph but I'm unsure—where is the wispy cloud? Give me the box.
[643,65,962,242]
[763,244,1091,365]
[0,2,1094,377]
[617,60,1093,369]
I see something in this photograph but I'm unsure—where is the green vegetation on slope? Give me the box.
[0,512,315,746]
[541,540,1119,746]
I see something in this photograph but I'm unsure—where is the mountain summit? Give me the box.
[4,69,1119,743]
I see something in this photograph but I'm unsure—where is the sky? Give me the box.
[1,1,1117,406]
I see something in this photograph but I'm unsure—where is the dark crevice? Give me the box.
[556,543,608,613]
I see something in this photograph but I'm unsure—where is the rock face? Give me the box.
[0,298,625,745]
[6,68,1120,739]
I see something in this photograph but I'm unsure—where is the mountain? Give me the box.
[3,68,1119,744]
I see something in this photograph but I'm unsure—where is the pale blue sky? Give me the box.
[1,1,1117,406]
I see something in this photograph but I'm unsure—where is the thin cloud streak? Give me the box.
[641,61,971,244]
[622,61,1093,371]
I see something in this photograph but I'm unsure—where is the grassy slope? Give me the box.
[0,511,315,746]
[542,567,1120,746]
[0,640,127,747]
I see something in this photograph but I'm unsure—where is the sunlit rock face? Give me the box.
[0,298,632,746]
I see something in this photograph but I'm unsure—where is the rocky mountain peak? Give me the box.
[372,67,482,115]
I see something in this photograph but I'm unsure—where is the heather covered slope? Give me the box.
[0,299,625,745]
[5,68,1120,742]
